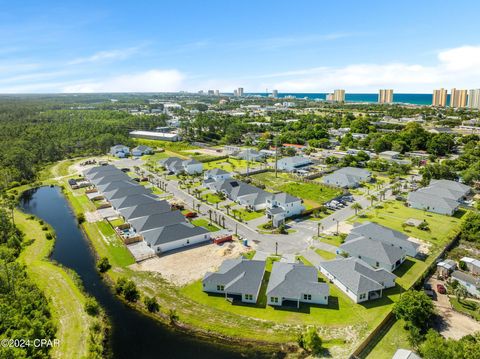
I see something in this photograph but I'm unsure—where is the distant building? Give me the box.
[322,167,371,188]
[460,257,480,275]
[450,270,480,297]
[158,157,203,175]
[276,156,312,172]
[325,93,334,102]
[207,90,214,96]
[378,150,400,161]
[129,130,180,142]
[272,89,278,98]
[214,89,220,96]
[110,145,130,158]
[333,89,345,102]
[378,89,393,104]
[237,87,244,97]
[467,89,480,109]
[131,145,153,157]
[450,88,468,108]
[432,88,447,107]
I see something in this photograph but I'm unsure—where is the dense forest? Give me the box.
[0,208,56,359]
[0,98,166,190]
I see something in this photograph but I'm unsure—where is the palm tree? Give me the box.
[352,202,363,216]
[196,203,201,213]
[379,189,386,201]
[222,216,226,228]
[208,209,213,224]
[224,204,231,216]
[455,285,468,303]
[368,195,378,207]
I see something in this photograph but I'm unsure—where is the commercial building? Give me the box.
[432,88,447,107]
[450,88,468,108]
[467,89,480,109]
[129,130,181,142]
[333,89,345,102]
[378,89,393,104]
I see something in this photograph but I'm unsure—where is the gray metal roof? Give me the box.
[340,237,405,266]
[84,165,117,177]
[103,185,151,200]
[278,156,312,166]
[129,210,185,232]
[272,192,301,204]
[205,168,229,176]
[407,191,459,211]
[119,200,171,220]
[203,258,266,295]
[267,207,285,215]
[90,173,131,185]
[142,222,209,246]
[347,222,419,253]
[97,180,138,193]
[451,270,480,287]
[319,257,396,295]
[109,193,159,209]
[267,262,329,300]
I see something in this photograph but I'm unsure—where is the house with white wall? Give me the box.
[451,270,480,297]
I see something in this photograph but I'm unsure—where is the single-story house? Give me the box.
[109,193,159,210]
[159,157,203,175]
[267,262,329,307]
[142,222,210,253]
[96,179,138,193]
[276,156,313,172]
[437,259,457,278]
[322,167,371,188]
[460,257,480,275]
[346,222,420,257]
[235,149,266,162]
[450,270,480,297]
[378,151,400,161]
[129,211,186,233]
[203,258,266,304]
[103,185,152,201]
[131,145,153,156]
[407,179,471,215]
[119,200,171,221]
[90,173,132,186]
[203,168,232,182]
[339,236,406,272]
[319,257,396,303]
[110,145,130,158]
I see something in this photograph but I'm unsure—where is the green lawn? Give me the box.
[450,297,480,321]
[365,319,410,359]
[231,207,265,221]
[16,209,93,359]
[201,192,224,204]
[203,158,263,172]
[317,235,345,247]
[191,218,220,232]
[315,248,337,260]
[250,171,342,207]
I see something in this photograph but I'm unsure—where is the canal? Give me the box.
[19,186,271,359]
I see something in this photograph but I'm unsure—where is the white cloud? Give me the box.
[62,69,185,93]
[68,47,139,65]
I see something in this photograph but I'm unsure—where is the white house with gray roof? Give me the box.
[110,144,130,158]
[234,149,266,162]
[142,222,210,253]
[461,257,480,275]
[159,157,203,175]
[347,222,420,257]
[450,270,480,297]
[276,156,313,172]
[319,257,396,303]
[266,192,304,227]
[131,145,153,156]
[267,262,329,307]
[339,237,406,272]
[407,179,471,215]
[203,168,231,182]
[203,258,266,304]
[322,167,371,188]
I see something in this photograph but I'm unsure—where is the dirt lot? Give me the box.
[129,241,251,286]
[428,277,480,339]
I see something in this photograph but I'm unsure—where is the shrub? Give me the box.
[123,281,140,302]
[115,277,127,295]
[144,296,160,313]
[298,327,323,354]
[85,297,100,316]
[41,225,48,231]
[45,232,53,240]
[77,213,86,224]
[96,257,111,273]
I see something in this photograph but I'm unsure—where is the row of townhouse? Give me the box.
[203,258,329,307]
[203,169,304,226]
[158,157,203,175]
[83,165,210,254]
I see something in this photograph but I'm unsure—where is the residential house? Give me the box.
[235,149,266,162]
[203,168,232,182]
[450,270,480,297]
[142,222,210,253]
[159,157,203,175]
[407,179,471,215]
[460,257,480,275]
[346,222,420,257]
[211,179,272,211]
[267,262,329,307]
[103,185,152,201]
[131,145,153,156]
[129,211,186,233]
[322,167,371,188]
[319,257,396,303]
[378,151,400,161]
[203,258,266,304]
[109,193,159,210]
[276,156,313,172]
[392,349,421,359]
[110,144,130,158]
[119,200,171,221]
[90,173,132,186]
[339,237,406,272]
[437,259,457,278]
[266,192,304,227]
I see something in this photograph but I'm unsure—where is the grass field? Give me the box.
[191,218,220,232]
[231,207,265,221]
[16,210,93,359]
[315,248,337,260]
[450,297,480,321]
[317,235,345,247]
[365,319,410,359]
[201,192,224,204]
[251,172,342,208]
[203,158,263,172]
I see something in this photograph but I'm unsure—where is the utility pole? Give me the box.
[274,136,279,178]
[275,241,278,256]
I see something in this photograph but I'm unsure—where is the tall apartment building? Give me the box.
[378,89,393,104]
[450,88,468,108]
[237,87,244,97]
[214,90,220,96]
[432,88,447,107]
[467,89,480,109]
[272,89,278,98]
[333,89,345,102]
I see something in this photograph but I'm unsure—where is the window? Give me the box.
[376,261,379,267]
[270,297,279,303]
[303,294,312,301]
[245,294,253,301]
[359,293,366,300]
[217,285,224,291]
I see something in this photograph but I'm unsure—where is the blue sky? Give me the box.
[1,0,480,93]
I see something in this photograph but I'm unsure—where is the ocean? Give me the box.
[248,93,441,106]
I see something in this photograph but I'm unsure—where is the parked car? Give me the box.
[120,168,130,172]
[424,283,432,291]
[436,284,447,294]
[185,212,198,218]
[424,289,435,299]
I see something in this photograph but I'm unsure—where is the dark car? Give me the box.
[424,283,432,291]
